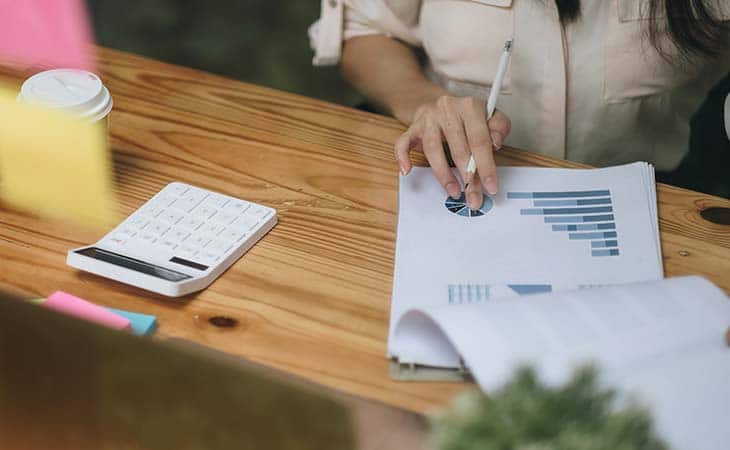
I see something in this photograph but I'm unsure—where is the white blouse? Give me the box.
[309,0,730,171]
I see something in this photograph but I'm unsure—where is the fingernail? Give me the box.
[467,191,484,209]
[483,176,498,196]
[446,182,460,198]
[491,131,503,150]
[400,167,407,176]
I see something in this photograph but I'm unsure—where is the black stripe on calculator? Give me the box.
[169,257,209,271]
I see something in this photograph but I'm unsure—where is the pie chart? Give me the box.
[444,192,494,217]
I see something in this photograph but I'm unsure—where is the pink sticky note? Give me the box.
[43,291,131,331]
[0,0,95,71]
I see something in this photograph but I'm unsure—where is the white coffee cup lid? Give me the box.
[17,69,113,122]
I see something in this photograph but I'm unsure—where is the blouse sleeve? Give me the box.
[309,0,422,66]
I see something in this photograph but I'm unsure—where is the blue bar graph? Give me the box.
[552,223,615,231]
[569,231,618,240]
[447,284,550,304]
[544,214,614,223]
[508,284,553,295]
[448,284,491,304]
[592,249,620,257]
[507,190,610,199]
[521,206,613,215]
[509,189,620,258]
[591,240,619,248]
[533,198,612,207]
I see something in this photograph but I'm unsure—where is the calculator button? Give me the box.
[234,215,259,231]
[128,216,151,229]
[117,227,137,238]
[176,245,198,259]
[179,217,204,231]
[137,232,158,244]
[220,229,246,242]
[224,201,250,214]
[210,210,235,225]
[192,205,218,220]
[157,240,178,251]
[141,206,166,218]
[204,195,229,208]
[247,205,269,218]
[207,240,232,255]
[167,183,189,196]
[200,223,226,236]
[167,227,191,243]
[196,251,221,265]
[154,193,178,207]
[159,210,185,225]
[146,221,171,237]
[188,235,212,248]
[107,236,127,247]
[173,191,208,212]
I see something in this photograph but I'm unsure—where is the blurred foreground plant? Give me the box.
[429,366,667,450]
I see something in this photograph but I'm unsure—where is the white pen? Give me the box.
[464,38,514,193]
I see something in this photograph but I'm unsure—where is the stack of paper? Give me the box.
[393,276,730,450]
[389,163,730,449]
[390,162,662,368]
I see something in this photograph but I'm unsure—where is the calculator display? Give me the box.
[74,247,192,282]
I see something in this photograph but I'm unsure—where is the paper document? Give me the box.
[393,276,730,450]
[390,162,662,367]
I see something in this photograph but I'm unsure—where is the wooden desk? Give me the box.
[1,48,729,414]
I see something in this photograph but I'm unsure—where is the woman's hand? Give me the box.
[394,95,511,209]
[339,36,510,207]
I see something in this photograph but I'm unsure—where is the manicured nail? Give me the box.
[483,176,498,196]
[446,182,460,198]
[400,167,407,176]
[491,132,503,150]
[467,191,484,209]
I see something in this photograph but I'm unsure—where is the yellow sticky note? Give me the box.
[0,88,116,228]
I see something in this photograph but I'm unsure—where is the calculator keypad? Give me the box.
[103,182,275,268]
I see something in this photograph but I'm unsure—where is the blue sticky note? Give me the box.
[105,307,157,336]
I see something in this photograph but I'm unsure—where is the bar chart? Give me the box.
[447,283,553,304]
[508,189,620,257]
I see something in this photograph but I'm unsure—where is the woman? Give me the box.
[309,0,730,208]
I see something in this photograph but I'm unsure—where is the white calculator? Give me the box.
[67,182,277,297]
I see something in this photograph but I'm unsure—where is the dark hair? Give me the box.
[555,0,729,59]
[555,0,581,22]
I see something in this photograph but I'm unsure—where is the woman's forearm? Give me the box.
[340,35,446,124]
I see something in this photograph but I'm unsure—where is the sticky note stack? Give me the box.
[34,291,157,336]
[0,89,117,228]
[106,307,158,336]
[0,0,95,71]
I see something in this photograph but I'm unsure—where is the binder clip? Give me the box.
[388,357,471,382]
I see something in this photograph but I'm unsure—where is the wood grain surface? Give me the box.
[1,47,729,414]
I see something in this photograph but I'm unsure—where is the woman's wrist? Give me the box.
[387,81,447,124]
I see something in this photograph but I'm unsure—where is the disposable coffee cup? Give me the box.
[16,69,113,130]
